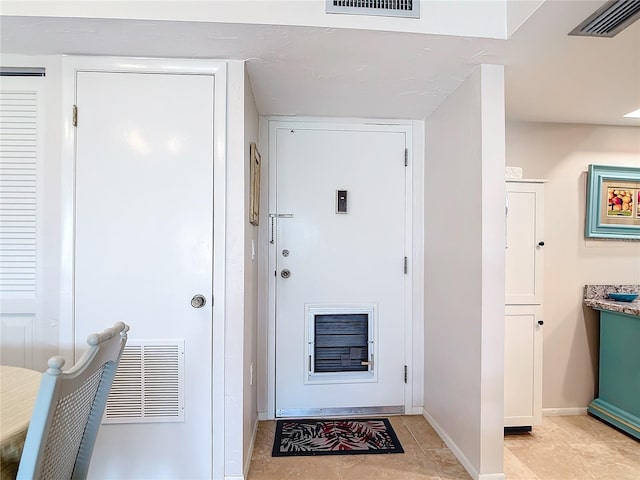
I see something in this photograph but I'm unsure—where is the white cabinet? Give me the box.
[504,305,543,427]
[505,182,544,305]
[504,180,544,428]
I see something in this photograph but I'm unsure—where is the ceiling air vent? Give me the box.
[569,0,640,37]
[326,0,419,19]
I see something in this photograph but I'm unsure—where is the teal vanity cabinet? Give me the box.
[585,295,640,440]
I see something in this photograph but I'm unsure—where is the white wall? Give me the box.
[506,121,640,410]
[0,0,508,39]
[424,64,505,480]
[506,0,544,37]
[224,59,261,480]
[242,66,260,477]
[224,60,249,479]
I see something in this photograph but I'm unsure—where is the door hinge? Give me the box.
[72,105,78,127]
[404,365,408,383]
[404,148,408,166]
[404,256,408,274]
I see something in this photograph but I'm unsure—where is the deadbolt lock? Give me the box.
[282,249,290,257]
[191,294,206,308]
[280,269,291,279]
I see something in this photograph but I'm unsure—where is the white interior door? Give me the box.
[274,125,407,417]
[73,71,213,478]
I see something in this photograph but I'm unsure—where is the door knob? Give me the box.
[191,294,207,308]
[538,320,544,326]
[280,269,291,279]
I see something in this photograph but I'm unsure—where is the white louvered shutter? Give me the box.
[0,90,38,293]
[0,78,43,368]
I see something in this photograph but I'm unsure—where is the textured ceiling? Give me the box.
[505,0,640,126]
[0,1,638,126]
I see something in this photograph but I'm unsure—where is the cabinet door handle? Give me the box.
[538,320,544,326]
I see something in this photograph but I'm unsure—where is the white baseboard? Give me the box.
[422,408,505,480]
[409,406,424,415]
[542,407,588,417]
[258,411,269,421]
[242,416,260,480]
[422,408,479,480]
[225,476,244,480]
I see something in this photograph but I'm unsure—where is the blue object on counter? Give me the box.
[607,292,639,302]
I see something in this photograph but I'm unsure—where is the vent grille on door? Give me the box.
[104,340,185,424]
[569,0,640,37]
[0,91,38,293]
[326,0,419,18]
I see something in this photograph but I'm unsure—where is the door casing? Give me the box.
[263,118,424,419]
[60,56,227,480]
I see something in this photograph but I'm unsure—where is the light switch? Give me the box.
[337,190,348,213]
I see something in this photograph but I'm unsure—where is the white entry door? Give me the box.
[73,71,214,478]
[274,124,408,417]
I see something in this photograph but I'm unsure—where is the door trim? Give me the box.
[60,56,227,480]
[265,118,417,419]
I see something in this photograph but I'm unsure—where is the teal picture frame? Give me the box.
[585,164,640,240]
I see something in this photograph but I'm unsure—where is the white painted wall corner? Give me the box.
[243,416,260,480]
[422,407,493,480]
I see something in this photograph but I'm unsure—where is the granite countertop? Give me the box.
[584,284,640,317]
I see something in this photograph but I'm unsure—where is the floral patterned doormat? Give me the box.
[271,418,404,457]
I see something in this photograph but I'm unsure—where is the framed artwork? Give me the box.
[585,164,640,239]
[249,142,261,226]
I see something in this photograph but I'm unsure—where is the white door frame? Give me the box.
[59,56,227,480]
[262,117,424,419]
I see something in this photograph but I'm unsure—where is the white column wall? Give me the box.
[479,64,506,477]
[224,59,248,479]
[424,64,505,480]
[242,66,260,477]
[225,59,261,480]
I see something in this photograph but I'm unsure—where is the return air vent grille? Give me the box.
[104,340,184,424]
[326,0,419,18]
[569,0,640,37]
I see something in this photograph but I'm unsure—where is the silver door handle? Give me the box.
[191,294,206,308]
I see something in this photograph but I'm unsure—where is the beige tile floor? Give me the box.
[504,415,640,480]
[247,415,640,480]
